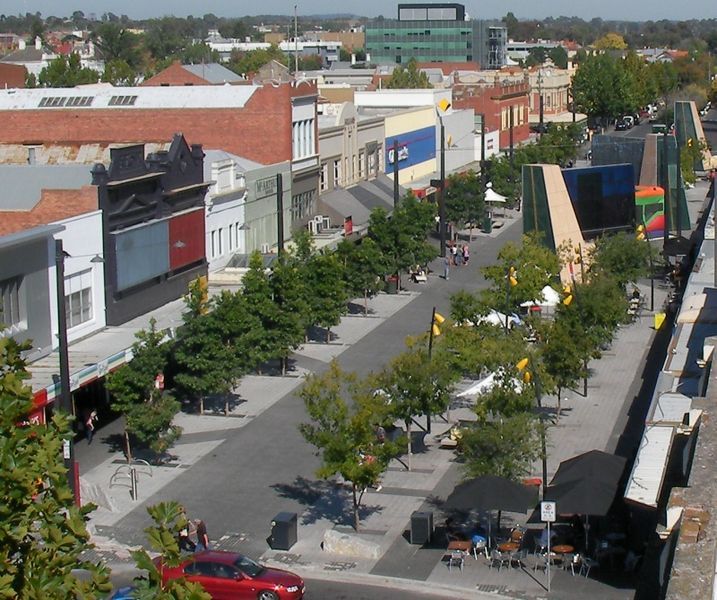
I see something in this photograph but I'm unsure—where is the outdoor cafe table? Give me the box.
[552,544,575,556]
[498,542,520,553]
[447,540,472,552]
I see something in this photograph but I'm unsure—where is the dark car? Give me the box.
[156,550,304,600]
[615,119,630,131]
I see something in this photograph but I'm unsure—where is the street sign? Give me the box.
[541,501,556,522]
[63,439,71,460]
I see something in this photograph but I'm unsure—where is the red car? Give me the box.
[156,550,304,600]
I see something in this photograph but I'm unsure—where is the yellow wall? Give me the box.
[385,107,436,185]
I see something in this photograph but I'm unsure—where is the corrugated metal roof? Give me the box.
[0,164,93,210]
[0,84,259,110]
[649,392,691,423]
[624,425,674,508]
[182,63,244,84]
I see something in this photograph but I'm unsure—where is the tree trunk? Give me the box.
[556,386,562,420]
[364,290,368,316]
[326,327,331,343]
[406,419,412,472]
[352,483,360,531]
[281,356,287,376]
[199,396,204,415]
[124,429,132,464]
[469,224,473,242]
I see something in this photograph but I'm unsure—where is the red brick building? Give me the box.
[0,81,320,229]
[452,71,530,150]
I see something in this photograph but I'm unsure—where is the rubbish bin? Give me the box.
[270,512,297,551]
[410,511,433,545]
[482,215,492,233]
[386,275,399,294]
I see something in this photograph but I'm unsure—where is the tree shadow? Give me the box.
[305,325,339,343]
[347,300,375,316]
[271,476,383,527]
[180,392,246,415]
[97,432,126,454]
[256,357,303,377]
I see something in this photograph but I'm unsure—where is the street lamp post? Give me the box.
[55,238,79,505]
[662,131,671,256]
[439,119,447,258]
[517,356,548,496]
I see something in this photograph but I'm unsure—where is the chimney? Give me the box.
[35,36,41,50]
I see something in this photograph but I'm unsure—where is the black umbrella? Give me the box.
[444,475,539,513]
[544,478,618,517]
[550,450,626,487]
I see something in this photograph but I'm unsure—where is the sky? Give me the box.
[2,0,714,23]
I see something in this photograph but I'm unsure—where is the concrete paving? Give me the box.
[78,182,713,598]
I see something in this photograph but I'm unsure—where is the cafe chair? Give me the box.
[579,556,599,578]
[489,549,511,572]
[471,534,488,560]
[447,550,465,571]
[564,553,582,576]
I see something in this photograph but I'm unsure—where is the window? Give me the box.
[320,163,328,191]
[217,228,223,255]
[333,159,342,186]
[108,95,138,106]
[358,151,365,178]
[292,118,315,160]
[1,276,23,331]
[368,150,376,175]
[291,190,316,223]
[228,224,234,251]
[210,230,217,259]
[64,269,92,329]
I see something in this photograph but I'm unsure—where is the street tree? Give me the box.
[173,279,239,415]
[538,319,585,418]
[270,255,310,374]
[102,59,139,85]
[305,249,348,342]
[37,53,100,87]
[368,193,437,285]
[572,53,636,126]
[300,361,399,531]
[0,337,111,598]
[378,344,456,470]
[130,501,211,600]
[227,45,287,76]
[593,32,627,50]
[241,251,282,369]
[91,22,142,68]
[444,170,485,240]
[589,232,650,288]
[482,233,562,315]
[458,412,543,480]
[336,238,388,315]
[386,57,432,89]
[106,318,180,461]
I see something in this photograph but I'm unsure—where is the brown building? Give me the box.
[0,62,26,88]
[0,82,320,231]
[141,60,245,86]
[452,70,530,150]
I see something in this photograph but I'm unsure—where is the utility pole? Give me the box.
[662,131,671,255]
[294,5,299,74]
[392,139,399,207]
[439,119,447,258]
[276,173,284,254]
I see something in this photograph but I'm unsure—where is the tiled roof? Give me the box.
[0,185,98,236]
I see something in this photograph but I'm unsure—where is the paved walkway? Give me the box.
[80,181,711,598]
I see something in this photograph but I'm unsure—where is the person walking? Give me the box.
[449,242,458,266]
[84,409,98,444]
[443,253,451,280]
[461,244,470,266]
[178,507,196,552]
[195,519,210,552]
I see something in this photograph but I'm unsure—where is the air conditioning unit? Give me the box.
[260,243,270,254]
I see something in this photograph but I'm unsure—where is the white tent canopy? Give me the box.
[485,187,507,203]
[520,285,561,308]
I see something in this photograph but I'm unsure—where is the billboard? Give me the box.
[562,164,636,239]
[385,125,436,174]
[635,185,665,239]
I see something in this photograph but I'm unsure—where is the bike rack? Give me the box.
[108,459,154,501]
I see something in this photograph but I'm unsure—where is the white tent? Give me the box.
[520,285,561,308]
[457,370,523,399]
[485,187,507,203]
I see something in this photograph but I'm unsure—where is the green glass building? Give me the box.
[365,3,506,68]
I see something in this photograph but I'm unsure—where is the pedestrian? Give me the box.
[443,253,451,280]
[84,409,98,444]
[461,244,470,266]
[449,242,458,266]
[195,519,210,552]
[178,507,196,552]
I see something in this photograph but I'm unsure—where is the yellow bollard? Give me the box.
[654,313,667,330]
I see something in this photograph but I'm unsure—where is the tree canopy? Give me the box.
[385,58,432,89]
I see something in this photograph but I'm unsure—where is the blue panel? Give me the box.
[115,221,169,291]
[385,126,436,174]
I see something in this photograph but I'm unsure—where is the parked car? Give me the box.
[156,551,305,600]
[615,119,630,131]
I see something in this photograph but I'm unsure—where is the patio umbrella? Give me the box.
[550,450,626,487]
[444,475,539,545]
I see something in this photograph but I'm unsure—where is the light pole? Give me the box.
[517,356,548,496]
[662,130,671,256]
[637,223,655,311]
[426,307,445,432]
[55,239,79,505]
[505,266,517,332]
[439,118,447,257]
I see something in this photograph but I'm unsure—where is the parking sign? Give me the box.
[541,501,556,522]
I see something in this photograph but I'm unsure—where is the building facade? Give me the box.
[365,3,506,69]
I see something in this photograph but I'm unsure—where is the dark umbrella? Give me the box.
[444,475,539,545]
[444,475,539,513]
[550,450,626,487]
[544,478,618,517]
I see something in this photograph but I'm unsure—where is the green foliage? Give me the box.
[241,251,282,366]
[0,337,111,599]
[368,193,438,278]
[299,361,400,530]
[305,250,348,341]
[270,255,310,369]
[538,319,586,417]
[482,233,562,314]
[130,501,211,600]
[589,232,650,288]
[336,238,388,314]
[102,58,139,85]
[106,319,180,456]
[92,22,142,68]
[444,170,485,232]
[386,58,432,89]
[37,53,100,87]
[681,137,708,184]
[144,17,192,60]
[173,279,243,408]
[572,53,637,123]
[458,412,543,480]
[227,45,287,76]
